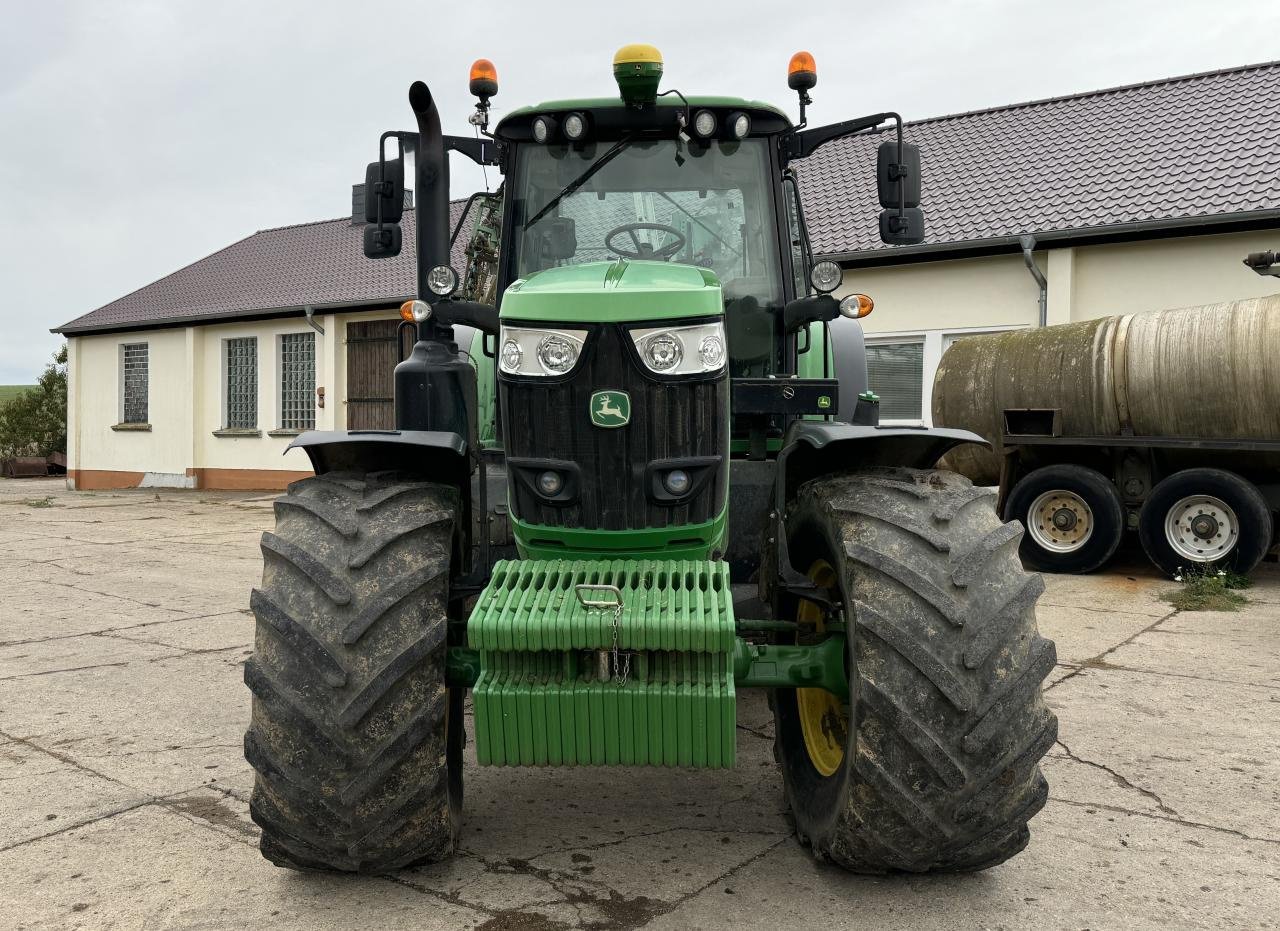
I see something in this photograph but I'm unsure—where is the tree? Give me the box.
[0,345,68,460]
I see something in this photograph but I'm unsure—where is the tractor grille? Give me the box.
[500,324,728,531]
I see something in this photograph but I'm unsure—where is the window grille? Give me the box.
[866,341,924,421]
[280,332,316,430]
[121,343,149,424]
[225,338,257,430]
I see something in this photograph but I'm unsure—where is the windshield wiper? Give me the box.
[524,136,634,230]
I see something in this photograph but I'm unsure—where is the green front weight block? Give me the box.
[449,558,849,769]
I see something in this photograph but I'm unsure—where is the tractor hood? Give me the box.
[500,260,723,323]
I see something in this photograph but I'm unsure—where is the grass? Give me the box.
[1162,565,1252,612]
[0,385,35,407]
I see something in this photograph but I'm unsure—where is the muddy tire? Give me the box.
[773,468,1057,873]
[244,471,463,873]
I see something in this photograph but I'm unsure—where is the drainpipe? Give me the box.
[303,305,325,336]
[1019,234,1048,327]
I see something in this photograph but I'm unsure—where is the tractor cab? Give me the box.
[496,92,793,377]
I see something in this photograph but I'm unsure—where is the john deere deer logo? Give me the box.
[590,390,630,428]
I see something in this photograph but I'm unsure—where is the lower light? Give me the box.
[645,333,683,371]
[537,334,579,374]
[663,469,691,495]
[537,471,563,496]
[500,339,523,372]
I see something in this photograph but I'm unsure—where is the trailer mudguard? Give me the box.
[286,429,471,488]
[776,421,989,503]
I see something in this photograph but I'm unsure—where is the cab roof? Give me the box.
[495,96,792,141]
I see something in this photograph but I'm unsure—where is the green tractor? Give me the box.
[244,45,1058,875]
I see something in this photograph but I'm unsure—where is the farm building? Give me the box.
[54,60,1280,489]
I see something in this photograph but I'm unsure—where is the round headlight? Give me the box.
[563,112,586,141]
[426,265,458,297]
[532,115,555,143]
[536,334,579,374]
[699,334,725,369]
[838,293,875,319]
[663,469,691,496]
[407,299,432,323]
[810,261,842,294]
[644,333,683,372]
[693,109,717,138]
[500,339,523,372]
[537,470,563,496]
[729,111,750,140]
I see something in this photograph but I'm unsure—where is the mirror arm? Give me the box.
[782,295,839,334]
[782,111,894,162]
[444,134,501,166]
[435,299,500,336]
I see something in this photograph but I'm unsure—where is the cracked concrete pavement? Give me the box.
[1,476,1278,930]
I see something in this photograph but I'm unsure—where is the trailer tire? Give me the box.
[244,471,464,873]
[773,468,1057,873]
[1138,467,1272,578]
[1004,464,1125,574]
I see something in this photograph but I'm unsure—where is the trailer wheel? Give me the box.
[244,472,463,872]
[1004,464,1125,574]
[1138,468,1272,578]
[773,468,1057,873]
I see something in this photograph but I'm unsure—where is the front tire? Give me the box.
[774,468,1057,873]
[244,472,464,873]
[1138,468,1272,577]
[1004,464,1125,574]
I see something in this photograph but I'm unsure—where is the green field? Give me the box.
[0,385,35,407]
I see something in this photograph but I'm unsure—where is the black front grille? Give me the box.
[500,325,729,531]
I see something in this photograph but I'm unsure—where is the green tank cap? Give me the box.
[859,390,880,402]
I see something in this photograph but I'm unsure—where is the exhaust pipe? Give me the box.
[409,81,450,305]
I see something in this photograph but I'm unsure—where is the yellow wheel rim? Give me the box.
[795,560,848,777]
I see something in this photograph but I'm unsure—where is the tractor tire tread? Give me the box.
[776,467,1056,874]
[244,473,460,873]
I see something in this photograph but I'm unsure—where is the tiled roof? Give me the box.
[798,60,1280,260]
[56,201,474,334]
[58,61,1280,334]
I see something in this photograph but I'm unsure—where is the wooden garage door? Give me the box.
[345,320,414,430]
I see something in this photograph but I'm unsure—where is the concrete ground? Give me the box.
[0,476,1277,931]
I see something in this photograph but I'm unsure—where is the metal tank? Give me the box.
[932,294,1280,485]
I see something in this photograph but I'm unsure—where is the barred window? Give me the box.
[866,341,925,421]
[121,342,149,424]
[279,332,316,430]
[224,337,258,429]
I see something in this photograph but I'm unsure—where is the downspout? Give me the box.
[303,305,325,336]
[1019,234,1048,327]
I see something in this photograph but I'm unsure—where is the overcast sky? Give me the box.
[1,0,1275,383]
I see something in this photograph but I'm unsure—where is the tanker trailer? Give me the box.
[932,294,1280,576]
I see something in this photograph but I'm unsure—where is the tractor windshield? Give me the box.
[510,137,784,374]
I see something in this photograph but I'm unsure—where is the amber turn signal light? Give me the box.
[838,293,874,319]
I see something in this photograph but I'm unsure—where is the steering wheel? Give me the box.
[604,222,687,261]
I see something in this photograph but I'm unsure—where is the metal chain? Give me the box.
[610,602,631,687]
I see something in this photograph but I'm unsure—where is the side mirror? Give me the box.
[364,158,405,224]
[363,223,402,259]
[878,207,924,246]
[876,140,920,209]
